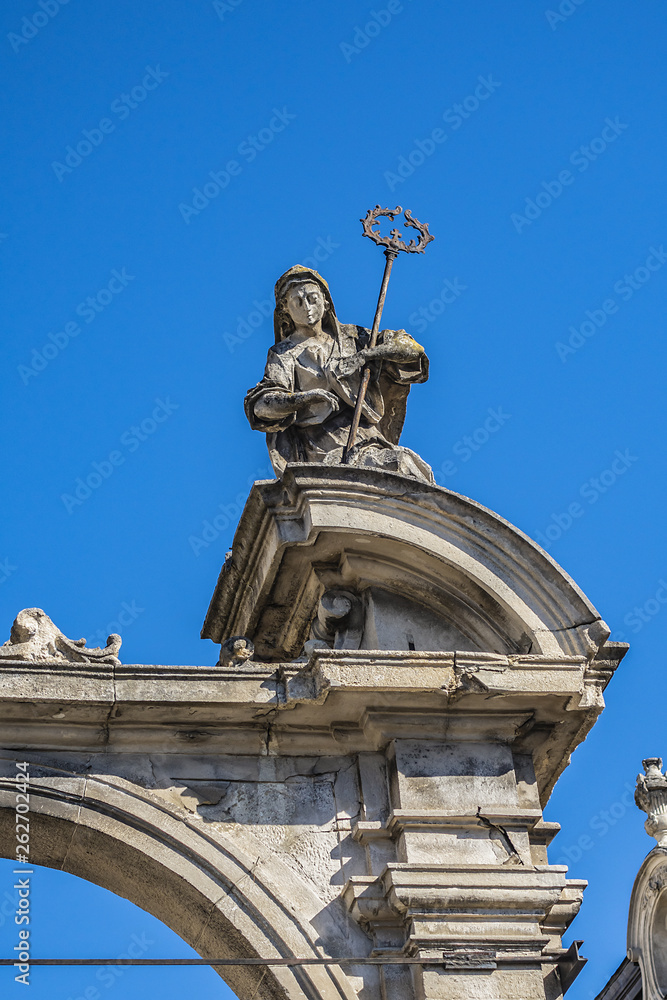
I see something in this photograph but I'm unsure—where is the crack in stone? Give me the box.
[148,756,159,790]
[191,857,262,952]
[249,966,268,999]
[191,895,218,951]
[550,617,601,634]
[231,855,262,894]
[101,663,119,747]
[262,717,274,756]
[252,703,279,756]
[476,806,524,865]
[60,777,87,874]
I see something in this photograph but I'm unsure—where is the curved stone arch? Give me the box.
[0,767,363,1000]
[627,847,667,1000]
[203,466,610,661]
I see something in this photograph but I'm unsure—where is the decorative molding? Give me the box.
[343,864,582,958]
[627,846,667,1000]
[593,958,641,1000]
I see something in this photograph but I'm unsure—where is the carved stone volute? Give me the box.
[307,588,364,651]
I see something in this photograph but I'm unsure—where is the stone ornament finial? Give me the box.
[0,608,121,666]
[635,757,667,846]
[218,636,254,668]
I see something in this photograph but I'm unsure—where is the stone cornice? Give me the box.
[0,649,619,800]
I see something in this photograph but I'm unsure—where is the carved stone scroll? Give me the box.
[0,608,121,666]
[304,588,364,656]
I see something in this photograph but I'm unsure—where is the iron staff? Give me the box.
[341,205,434,464]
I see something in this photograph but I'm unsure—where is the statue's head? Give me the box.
[274,266,338,342]
[285,281,325,328]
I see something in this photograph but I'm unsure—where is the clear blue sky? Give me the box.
[1,1,666,997]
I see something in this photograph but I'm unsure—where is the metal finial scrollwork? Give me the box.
[341,202,434,463]
[361,205,434,255]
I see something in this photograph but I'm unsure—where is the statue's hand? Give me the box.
[255,389,340,422]
[337,351,367,377]
[373,329,425,362]
[336,332,424,378]
[293,389,339,410]
[293,389,340,426]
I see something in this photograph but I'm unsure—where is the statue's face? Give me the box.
[285,282,326,328]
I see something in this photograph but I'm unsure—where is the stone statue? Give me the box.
[244,266,434,483]
[0,608,121,665]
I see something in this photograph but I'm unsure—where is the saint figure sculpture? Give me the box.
[244,265,434,483]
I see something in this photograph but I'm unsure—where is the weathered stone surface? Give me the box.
[0,468,628,1000]
[0,607,121,664]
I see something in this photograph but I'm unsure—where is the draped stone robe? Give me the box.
[245,324,434,483]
